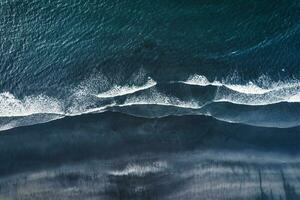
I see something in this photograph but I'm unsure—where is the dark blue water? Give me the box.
[1,1,300,199]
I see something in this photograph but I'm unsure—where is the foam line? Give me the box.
[181,74,271,94]
[96,77,157,98]
[121,90,201,109]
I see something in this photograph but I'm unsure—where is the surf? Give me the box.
[95,77,157,98]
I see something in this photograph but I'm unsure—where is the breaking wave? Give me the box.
[96,77,157,98]
[0,92,64,117]
[182,74,300,105]
[1,73,300,131]
[121,89,201,109]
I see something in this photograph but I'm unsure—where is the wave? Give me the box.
[2,73,300,131]
[0,92,64,117]
[287,93,300,102]
[0,88,202,131]
[2,100,299,132]
[213,87,300,106]
[182,74,300,105]
[181,74,272,95]
[121,89,201,109]
[95,77,157,98]
[180,74,220,87]
[199,101,300,128]
[225,83,271,95]
[67,102,117,116]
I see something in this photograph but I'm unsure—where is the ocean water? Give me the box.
[1,0,300,199]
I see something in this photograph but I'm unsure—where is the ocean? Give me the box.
[1,0,300,199]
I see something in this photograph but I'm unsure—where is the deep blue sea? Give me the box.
[1,1,300,199]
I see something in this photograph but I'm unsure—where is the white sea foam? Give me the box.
[182,74,270,94]
[181,74,217,86]
[214,84,300,106]
[287,93,300,102]
[0,92,64,117]
[0,91,117,131]
[122,89,201,109]
[182,74,300,105]
[2,73,300,131]
[109,161,168,177]
[96,77,157,98]
[225,83,271,95]
[182,74,220,87]
[67,102,117,116]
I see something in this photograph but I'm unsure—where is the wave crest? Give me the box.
[183,74,300,105]
[96,77,157,98]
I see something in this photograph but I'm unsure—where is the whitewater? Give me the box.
[1,74,300,131]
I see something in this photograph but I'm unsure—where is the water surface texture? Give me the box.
[1,1,300,199]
